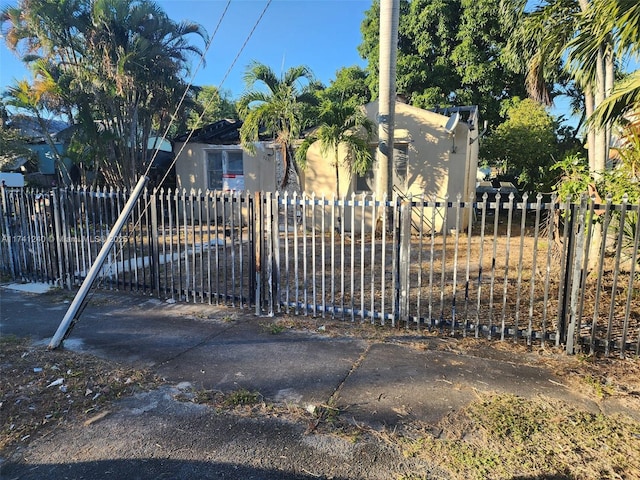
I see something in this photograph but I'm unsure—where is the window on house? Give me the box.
[226,151,243,175]
[355,168,375,192]
[207,149,244,191]
[394,144,408,190]
[207,151,223,190]
[355,145,409,193]
[355,148,377,193]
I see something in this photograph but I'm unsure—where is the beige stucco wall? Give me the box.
[301,142,353,200]
[175,142,277,193]
[301,101,479,232]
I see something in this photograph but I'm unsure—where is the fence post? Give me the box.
[398,199,411,324]
[150,189,161,297]
[566,198,587,354]
[246,192,255,306]
[392,193,401,326]
[272,192,280,313]
[265,192,274,317]
[557,198,574,346]
[0,184,16,279]
[254,191,262,316]
[51,188,65,287]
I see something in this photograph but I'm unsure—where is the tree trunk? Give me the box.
[605,43,615,168]
[578,0,599,174]
[593,45,607,176]
[280,142,290,189]
[584,87,595,171]
[335,163,341,200]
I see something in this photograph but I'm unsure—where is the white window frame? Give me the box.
[205,146,244,191]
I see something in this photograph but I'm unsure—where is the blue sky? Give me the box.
[2,0,637,127]
[0,0,371,100]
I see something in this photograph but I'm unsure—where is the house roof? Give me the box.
[363,101,479,133]
[173,119,242,144]
[7,114,69,143]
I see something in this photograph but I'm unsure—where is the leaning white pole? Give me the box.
[49,175,149,349]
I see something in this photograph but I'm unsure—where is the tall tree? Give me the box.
[577,1,640,127]
[1,0,207,188]
[320,66,372,106]
[358,0,527,127]
[504,0,640,269]
[238,61,320,189]
[452,0,532,124]
[503,0,624,177]
[480,98,559,192]
[85,0,207,187]
[295,99,374,199]
[187,86,237,130]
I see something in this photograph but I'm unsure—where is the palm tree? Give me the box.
[503,0,632,271]
[295,99,374,199]
[503,0,617,175]
[2,0,207,188]
[3,75,70,181]
[1,0,88,66]
[579,0,640,127]
[238,61,320,189]
[85,0,207,186]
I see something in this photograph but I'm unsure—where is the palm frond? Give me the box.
[618,0,640,56]
[237,90,272,118]
[283,65,314,87]
[590,70,640,127]
[294,136,316,170]
[343,136,372,175]
[243,61,279,91]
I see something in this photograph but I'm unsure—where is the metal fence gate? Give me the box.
[1,184,639,356]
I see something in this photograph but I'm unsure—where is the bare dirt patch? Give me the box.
[0,335,161,458]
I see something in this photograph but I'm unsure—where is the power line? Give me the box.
[155,0,273,191]
[98,0,273,296]
[143,0,233,180]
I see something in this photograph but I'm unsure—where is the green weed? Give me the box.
[223,388,261,406]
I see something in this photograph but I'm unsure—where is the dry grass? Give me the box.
[402,393,640,480]
[261,317,640,478]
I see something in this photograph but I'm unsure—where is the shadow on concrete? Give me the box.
[0,458,350,480]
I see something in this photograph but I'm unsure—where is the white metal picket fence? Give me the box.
[2,184,639,356]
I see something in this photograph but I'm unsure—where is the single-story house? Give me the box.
[2,114,68,186]
[174,105,480,232]
[301,101,480,232]
[173,119,279,194]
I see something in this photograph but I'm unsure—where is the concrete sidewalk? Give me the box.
[0,284,605,431]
